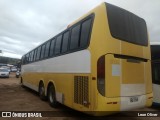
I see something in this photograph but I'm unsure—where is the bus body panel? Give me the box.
[22,50,91,74]
[105,54,147,97]
[22,50,91,109]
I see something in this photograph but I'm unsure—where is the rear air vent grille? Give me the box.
[74,76,89,107]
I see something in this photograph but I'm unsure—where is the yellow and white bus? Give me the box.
[21,2,153,115]
[151,44,160,106]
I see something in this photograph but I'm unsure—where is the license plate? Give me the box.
[130,96,138,103]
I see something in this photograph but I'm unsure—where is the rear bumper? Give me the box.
[120,93,153,111]
[94,92,153,116]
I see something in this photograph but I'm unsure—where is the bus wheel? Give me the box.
[39,82,46,100]
[48,85,58,108]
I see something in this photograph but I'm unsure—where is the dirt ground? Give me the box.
[0,73,159,120]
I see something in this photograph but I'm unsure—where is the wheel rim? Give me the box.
[40,85,44,96]
[49,88,54,103]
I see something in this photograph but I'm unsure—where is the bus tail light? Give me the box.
[97,56,105,96]
[148,97,153,99]
[107,102,118,104]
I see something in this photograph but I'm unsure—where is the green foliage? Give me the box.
[0,56,20,65]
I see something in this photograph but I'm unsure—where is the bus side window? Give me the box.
[26,54,29,64]
[30,51,34,62]
[55,35,62,55]
[70,24,80,50]
[49,39,55,57]
[44,41,51,58]
[62,31,70,53]
[40,44,46,59]
[33,49,37,62]
[80,18,92,48]
[36,46,42,61]
[29,52,32,63]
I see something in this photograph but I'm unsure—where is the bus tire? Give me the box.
[39,82,46,100]
[48,84,58,108]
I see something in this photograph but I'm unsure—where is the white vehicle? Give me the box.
[1,66,11,73]
[8,68,11,73]
[151,44,160,106]
[0,68,9,78]
[11,67,17,72]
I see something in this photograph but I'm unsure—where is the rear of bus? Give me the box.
[92,3,153,113]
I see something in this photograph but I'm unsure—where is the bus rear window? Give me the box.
[106,3,148,46]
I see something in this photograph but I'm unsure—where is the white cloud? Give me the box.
[0,0,159,59]
[1,36,21,44]
[0,52,21,59]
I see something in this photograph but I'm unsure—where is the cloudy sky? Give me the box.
[0,0,159,59]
